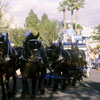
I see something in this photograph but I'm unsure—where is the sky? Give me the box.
[8,0,100,28]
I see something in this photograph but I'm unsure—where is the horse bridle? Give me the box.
[24,39,43,63]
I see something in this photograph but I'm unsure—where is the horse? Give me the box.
[0,33,22,100]
[0,37,7,100]
[45,39,70,90]
[0,34,16,99]
[65,43,87,86]
[20,32,48,98]
[46,40,87,89]
[54,42,87,87]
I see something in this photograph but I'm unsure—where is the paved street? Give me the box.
[0,68,100,100]
[36,68,100,100]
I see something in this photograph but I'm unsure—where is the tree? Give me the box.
[73,23,83,34]
[38,13,58,46]
[0,0,10,33]
[67,0,76,27]
[24,11,58,46]
[25,9,39,33]
[92,24,100,48]
[58,0,69,29]
[9,28,27,46]
[93,24,100,42]
[74,0,85,34]
[41,13,48,22]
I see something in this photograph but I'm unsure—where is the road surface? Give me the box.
[0,68,100,100]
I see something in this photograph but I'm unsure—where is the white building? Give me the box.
[81,26,98,49]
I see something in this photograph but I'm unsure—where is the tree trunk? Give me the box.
[75,9,78,34]
[71,10,73,28]
[63,9,66,29]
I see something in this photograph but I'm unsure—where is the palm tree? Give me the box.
[75,0,85,34]
[58,0,69,29]
[67,0,76,28]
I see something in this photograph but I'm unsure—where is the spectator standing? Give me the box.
[89,49,94,70]
[98,50,100,70]
[94,50,99,69]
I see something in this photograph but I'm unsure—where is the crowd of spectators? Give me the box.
[90,48,100,71]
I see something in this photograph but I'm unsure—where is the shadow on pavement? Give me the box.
[0,79,100,100]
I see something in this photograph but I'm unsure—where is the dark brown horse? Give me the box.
[20,32,47,98]
[0,35,16,100]
[46,40,87,89]
[45,40,69,90]
[0,38,7,100]
[0,34,22,100]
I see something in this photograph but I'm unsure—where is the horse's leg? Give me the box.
[39,70,46,95]
[78,69,83,82]
[66,70,71,87]
[71,69,77,86]
[53,70,59,91]
[52,69,59,91]
[21,76,29,96]
[61,72,66,90]
[12,60,17,95]
[12,73,16,95]
[39,78,45,95]
[53,78,59,91]
[31,77,38,96]
[5,74,12,99]
[1,75,6,100]
[21,76,25,98]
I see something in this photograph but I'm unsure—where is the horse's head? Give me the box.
[23,39,42,62]
[46,43,62,61]
[13,46,23,58]
[24,32,39,46]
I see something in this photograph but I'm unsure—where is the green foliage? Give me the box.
[38,13,58,46]
[58,0,69,29]
[25,9,39,33]
[24,11,59,46]
[77,24,83,30]
[0,0,10,33]
[92,24,100,42]
[95,45,100,49]
[74,0,85,10]
[58,0,68,11]
[41,13,48,22]
[9,28,27,46]
[73,23,83,30]
[58,0,85,12]
[58,0,85,30]
[9,10,59,47]
[67,0,76,11]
